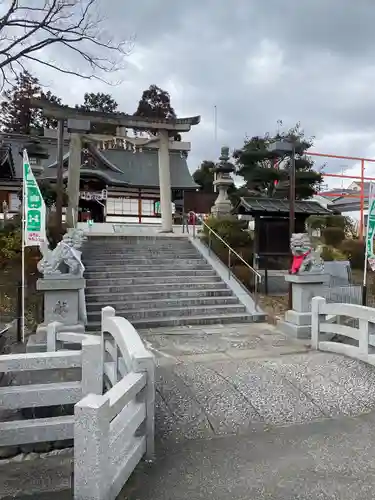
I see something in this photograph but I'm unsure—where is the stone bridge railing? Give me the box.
[75,306,155,500]
[0,307,155,500]
[312,296,375,366]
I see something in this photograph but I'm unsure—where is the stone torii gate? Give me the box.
[31,98,200,232]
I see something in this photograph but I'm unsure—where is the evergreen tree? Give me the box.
[0,71,61,135]
[75,92,118,113]
[234,123,322,200]
[133,85,179,137]
[75,92,119,134]
[193,161,216,193]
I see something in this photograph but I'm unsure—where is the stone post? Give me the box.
[67,133,82,228]
[157,129,173,232]
[74,394,110,500]
[25,275,86,352]
[278,273,330,339]
[66,119,91,228]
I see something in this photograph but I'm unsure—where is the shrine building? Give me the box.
[0,128,202,224]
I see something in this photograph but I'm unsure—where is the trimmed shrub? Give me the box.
[202,215,252,248]
[322,227,345,247]
[321,245,347,262]
[201,215,253,266]
[340,239,365,270]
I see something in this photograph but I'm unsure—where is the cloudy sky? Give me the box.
[31,0,375,190]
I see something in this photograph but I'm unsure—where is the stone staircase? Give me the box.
[83,236,258,331]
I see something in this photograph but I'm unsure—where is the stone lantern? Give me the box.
[211,146,235,218]
[19,140,50,177]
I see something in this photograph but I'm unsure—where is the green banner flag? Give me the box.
[366,182,375,271]
[23,149,47,247]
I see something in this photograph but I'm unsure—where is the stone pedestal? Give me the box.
[28,275,85,352]
[211,177,234,217]
[211,146,235,218]
[278,273,329,339]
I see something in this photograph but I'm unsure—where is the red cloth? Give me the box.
[290,250,311,274]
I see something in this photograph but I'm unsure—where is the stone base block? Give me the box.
[277,320,312,340]
[27,323,85,353]
[285,310,312,326]
[211,204,233,218]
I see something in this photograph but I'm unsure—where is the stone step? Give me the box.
[84,269,216,279]
[85,239,194,246]
[87,303,247,321]
[84,257,202,267]
[86,278,228,295]
[84,243,196,249]
[86,295,239,312]
[86,237,190,243]
[83,247,202,260]
[84,261,210,272]
[86,240,192,247]
[87,235,188,241]
[85,288,232,303]
[86,312,255,331]
[84,257,205,266]
[86,275,222,286]
[84,254,201,263]
[84,244,195,254]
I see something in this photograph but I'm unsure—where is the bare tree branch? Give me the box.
[0,0,134,89]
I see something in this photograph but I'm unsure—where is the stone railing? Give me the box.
[311,296,375,365]
[0,307,155,500]
[0,325,102,450]
[74,306,155,500]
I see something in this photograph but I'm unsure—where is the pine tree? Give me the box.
[134,85,176,121]
[234,123,322,200]
[76,92,118,113]
[75,92,119,134]
[133,85,180,138]
[193,161,215,193]
[0,71,61,135]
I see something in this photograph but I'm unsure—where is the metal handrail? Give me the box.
[188,211,261,309]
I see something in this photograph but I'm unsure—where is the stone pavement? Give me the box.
[3,322,375,499]
[116,323,375,499]
[124,410,375,499]
[138,323,375,442]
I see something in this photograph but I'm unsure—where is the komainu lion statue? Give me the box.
[37,228,86,276]
[290,233,324,274]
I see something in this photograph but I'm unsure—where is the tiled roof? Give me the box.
[97,148,197,188]
[0,134,198,189]
[319,189,355,197]
[238,197,331,215]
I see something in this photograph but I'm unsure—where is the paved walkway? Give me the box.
[118,323,375,499]
[3,323,375,499]
[125,410,375,499]
[138,323,375,442]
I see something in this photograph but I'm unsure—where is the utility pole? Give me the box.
[289,143,296,240]
[213,105,218,193]
[288,143,296,309]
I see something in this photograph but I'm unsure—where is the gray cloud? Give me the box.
[30,0,375,183]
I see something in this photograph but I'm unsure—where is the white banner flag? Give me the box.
[23,149,47,247]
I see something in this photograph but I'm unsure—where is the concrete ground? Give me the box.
[139,323,375,442]
[3,323,375,499]
[118,323,375,499]
[124,411,375,500]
